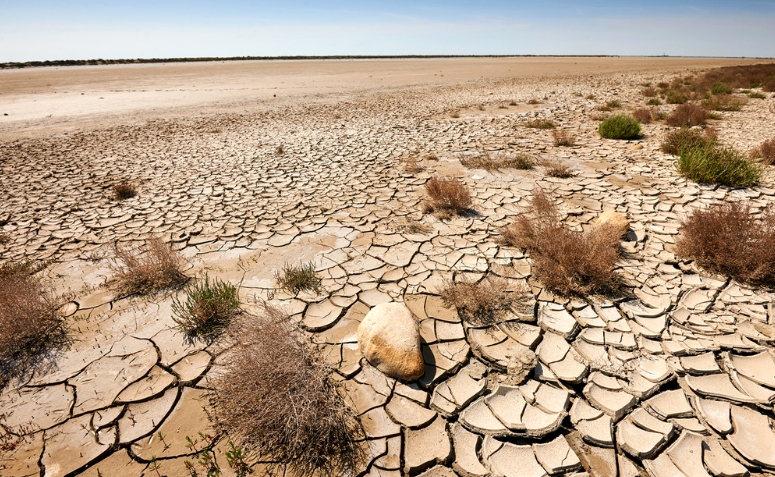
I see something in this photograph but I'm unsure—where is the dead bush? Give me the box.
[540,159,574,178]
[527,98,542,105]
[403,157,424,174]
[590,112,609,121]
[666,103,707,127]
[391,217,433,235]
[676,202,775,285]
[632,108,653,124]
[750,138,775,165]
[274,145,285,155]
[0,232,8,245]
[212,302,362,477]
[641,87,657,97]
[449,110,460,118]
[439,276,527,326]
[112,182,137,201]
[0,262,66,388]
[110,237,186,295]
[500,189,621,296]
[424,176,472,217]
[524,119,556,129]
[552,129,577,147]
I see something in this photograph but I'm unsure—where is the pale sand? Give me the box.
[0,56,764,140]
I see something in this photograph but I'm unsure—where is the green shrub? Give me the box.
[677,142,762,186]
[710,82,733,95]
[748,91,766,99]
[666,91,688,104]
[702,95,747,111]
[598,115,641,139]
[661,128,716,156]
[646,98,661,106]
[606,100,622,109]
[172,275,241,337]
[275,261,322,294]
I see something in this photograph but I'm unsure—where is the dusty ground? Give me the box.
[2,57,775,477]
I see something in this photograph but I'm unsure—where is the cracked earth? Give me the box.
[1,58,775,477]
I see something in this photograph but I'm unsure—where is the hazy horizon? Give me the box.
[1,0,774,63]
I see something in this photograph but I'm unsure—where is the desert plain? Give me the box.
[1,56,775,477]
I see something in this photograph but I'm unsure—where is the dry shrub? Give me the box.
[590,112,609,121]
[606,100,622,109]
[0,232,8,245]
[111,238,186,295]
[0,262,66,388]
[646,98,662,106]
[541,159,574,178]
[213,302,362,476]
[460,151,534,171]
[274,145,284,155]
[676,202,775,285]
[449,110,460,118]
[403,157,424,174]
[527,98,541,105]
[632,108,653,124]
[750,138,775,165]
[552,129,577,147]
[585,94,596,100]
[666,103,707,127]
[524,119,556,129]
[500,189,620,295]
[666,91,688,104]
[641,87,657,97]
[439,276,526,326]
[391,217,433,235]
[424,176,472,217]
[112,182,137,201]
[595,105,613,112]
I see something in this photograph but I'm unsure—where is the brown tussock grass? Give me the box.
[666,103,707,127]
[632,107,663,124]
[523,118,556,129]
[212,302,362,477]
[403,157,424,174]
[750,138,775,165]
[500,189,621,296]
[112,182,137,201]
[0,262,67,388]
[552,129,577,147]
[391,217,433,235]
[423,176,472,218]
[110,237,186,295]
[540,159,574,178]
[439,276,527,326]
[590,112,609,121]
[676,202,775,286]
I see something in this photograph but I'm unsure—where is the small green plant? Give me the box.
[172,275,241,337]
[197,450,222,476]
[606,99,622,109]
[677,142,762,186]
[275,261,322,294]
[646,98,661,106]
[710,81,733,95]
[226,441,251,477]
[748,91,766,99]
[524,118,556,129]
[598,115,641,139]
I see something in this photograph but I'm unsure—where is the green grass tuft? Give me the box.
[598,115,641,139]
[677,142,762,187]
[172,275,241,337]
[275,261,322,294]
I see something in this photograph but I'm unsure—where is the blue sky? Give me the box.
[1,1,773,61]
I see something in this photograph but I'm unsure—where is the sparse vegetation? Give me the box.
[212,302,362,477]
[391,217,433,235]
[660,128,716,156]
[646,98,661,106]
[710,81,733,95]
[677,141,762,187]
[541,159,574,178]
[527,98,541,105]
[676,202,775,286]
[666,91,688,104]
[111,238,186,295]
[641,87,657,97]
[748,91,766,99]
[500,189,621,296]
[524,118,556,129]
[701,94,747,111]
[460,151,535,171]
[606,100,622,109]
[598,115,641,139]
[113,182,137,201]
[275,261,322,295]
[751,138,775,165]
[632,107,663,124]
[0,232,8,245]
[0,261,66,388]
[440,276,526,326]
[172,275,241,338]
[552,129,576,147]
[665,103,707,127]
[590,112,609,121]
[403,157,424,174]
[449,110,460,118]
[274,145,284,155]
[423,176,472,217]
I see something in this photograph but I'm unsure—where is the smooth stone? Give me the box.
[358,302,425,381]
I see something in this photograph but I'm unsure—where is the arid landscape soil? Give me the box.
[1,57,775,477]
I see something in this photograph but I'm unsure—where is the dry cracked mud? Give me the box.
[2,58,775,477]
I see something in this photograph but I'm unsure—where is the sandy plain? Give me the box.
[2,56,775,477]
